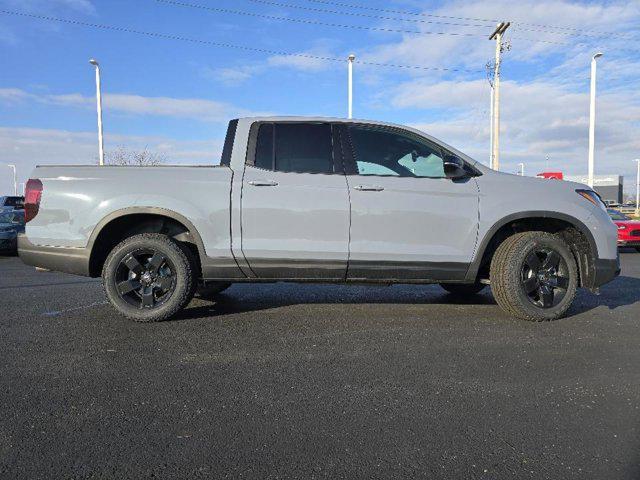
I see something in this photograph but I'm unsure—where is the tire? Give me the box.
[196,282,232,300]
[636,247,640,253]
[440,282,486,295]
[102,233,196,322]
[490,231,578,322]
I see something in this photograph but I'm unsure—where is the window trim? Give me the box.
[245,121,343,175]
[341,123,480,179]
[220,119,238,167]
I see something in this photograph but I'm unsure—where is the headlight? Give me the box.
[576,189,606,210]
[618,224,627,230]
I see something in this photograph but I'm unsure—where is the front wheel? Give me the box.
[102,233,196,322]
[490,231,578,321]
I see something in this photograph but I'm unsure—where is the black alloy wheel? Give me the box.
[102,233,195,322]
[115,249,176,309]
[520,247,570,309]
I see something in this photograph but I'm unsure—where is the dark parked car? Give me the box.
[0,195,25,211]
[0,210,25,254]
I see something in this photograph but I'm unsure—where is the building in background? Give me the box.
[564,175,624,204]
[536,172,624,204]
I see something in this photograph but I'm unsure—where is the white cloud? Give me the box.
[394,77,640,189]
[201,65,259,85]
[0,0,95,14]
[0,88,267,122]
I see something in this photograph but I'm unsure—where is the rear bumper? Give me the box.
[591,256,620,289]
[18,234,90,276]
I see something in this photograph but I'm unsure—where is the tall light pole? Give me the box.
[634,159,640,217]
[588,52,603,188]
[6,164,17,195]
[89,58,105,166]
[489,22,510,171]
[347,53,355,119]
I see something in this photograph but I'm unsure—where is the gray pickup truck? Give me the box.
[19,117,619,322]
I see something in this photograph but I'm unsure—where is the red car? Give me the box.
[608,209,640,251]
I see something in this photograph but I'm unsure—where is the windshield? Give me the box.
[0,211,24,224]
[607,209,630,221]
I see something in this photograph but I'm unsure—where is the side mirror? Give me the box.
[443,154,467,179]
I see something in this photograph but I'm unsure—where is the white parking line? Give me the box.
[42,301,109,317]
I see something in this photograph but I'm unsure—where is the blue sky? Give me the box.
[0,0,638,194]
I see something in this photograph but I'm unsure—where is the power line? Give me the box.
[243,0,493,30]
[0,9,484,74]
[155,0,483,38]
[156,0,576,46]
[302,0,635,39]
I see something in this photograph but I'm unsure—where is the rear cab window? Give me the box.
[250,122,337,174]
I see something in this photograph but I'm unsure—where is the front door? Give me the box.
[341,124,480,281]
[241,122,350,279]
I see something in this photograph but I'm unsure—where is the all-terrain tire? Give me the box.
[102,233,196,322]
[490,231,578,321]
[439,282,486,295]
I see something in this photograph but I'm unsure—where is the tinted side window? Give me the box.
[348,126,445,178]
[253,123,334,174]
[275,124,333,174]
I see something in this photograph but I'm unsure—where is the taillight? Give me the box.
[24,178,43,223]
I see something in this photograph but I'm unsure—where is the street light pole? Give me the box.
[635,159,640,217]
[89,58,105,166]
[7,164,17,195]
[588,52,603,188]
[347,53,355,119]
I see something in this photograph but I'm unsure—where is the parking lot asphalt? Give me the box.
[1,251,640,479]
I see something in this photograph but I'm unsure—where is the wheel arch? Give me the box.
[87,207,207,278]
[467,211,598,288]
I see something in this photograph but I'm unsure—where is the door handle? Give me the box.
[248,179,278,187]
[354,185,384,191]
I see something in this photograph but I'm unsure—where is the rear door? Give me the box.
[240,122,350,279]
[341,124,480,281]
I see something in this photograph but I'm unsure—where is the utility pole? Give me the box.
[89,59,105,166]
[347,53,355,119]
[588,52,603,188]
[635,159,640,218]
[489,22,510,171]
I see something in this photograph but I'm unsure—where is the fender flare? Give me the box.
[87,206,208,260]
[466,210,598,281]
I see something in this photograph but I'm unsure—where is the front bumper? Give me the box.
[18,234,90,276]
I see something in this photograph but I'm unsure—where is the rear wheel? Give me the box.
[440,282,486,295]
[490,231,578,321]
[636,247,640,253]
[102,233,195,322]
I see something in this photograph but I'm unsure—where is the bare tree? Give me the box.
[104,146,166,166]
